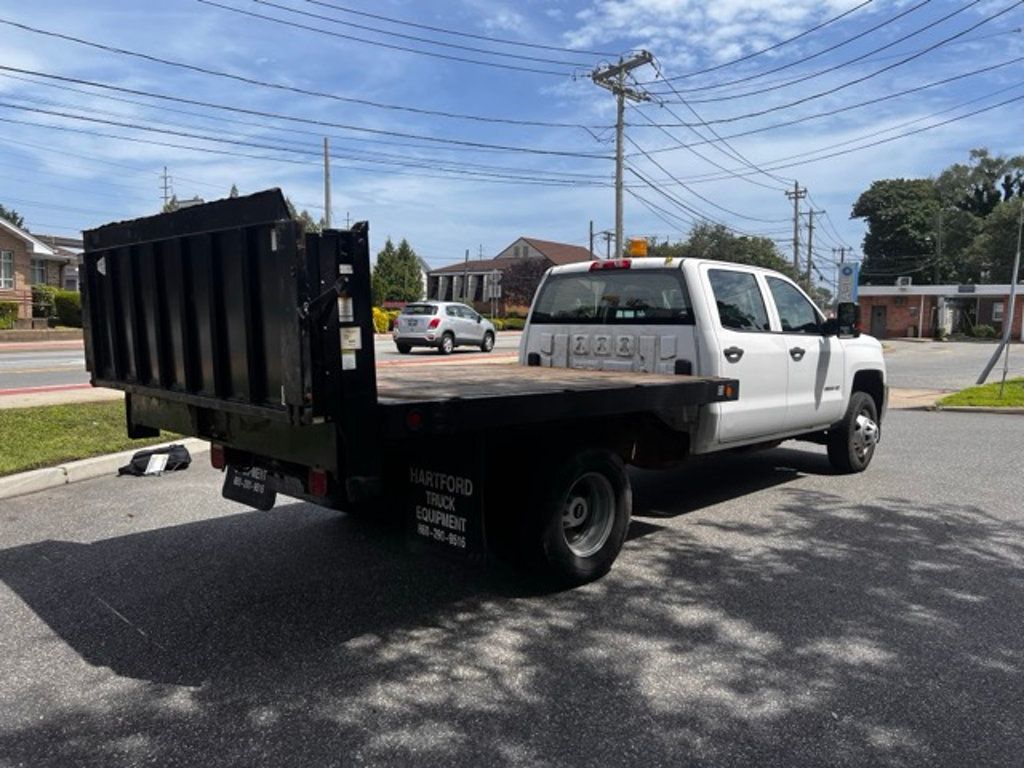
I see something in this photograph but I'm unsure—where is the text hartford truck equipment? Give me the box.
[81,189,739,584]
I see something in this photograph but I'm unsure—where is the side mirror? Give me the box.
[476,316,481,323]
[833,302,861,338]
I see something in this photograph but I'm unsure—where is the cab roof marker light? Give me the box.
[590,259,632,271]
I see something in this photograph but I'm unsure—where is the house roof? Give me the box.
[520,237,594,265]
[0,217,56,258]
[428,256,518,275]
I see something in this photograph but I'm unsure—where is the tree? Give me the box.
[966,199,1024,283]
[229,183,240,198]
[502,258,549,307]
[648,223,797,279]
[935,148,1024,217]
[284,196,323,233]
[0,204,25,230]
[372,237,424,304]
[162,195,180,214]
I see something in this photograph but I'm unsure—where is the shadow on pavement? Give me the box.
[1,454,1023,767]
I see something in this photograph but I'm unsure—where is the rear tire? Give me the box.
[480,332,495,353]
[396,343,411,354]
[536,449,631,585]
[827,391,879,473]
[438,333,455,355]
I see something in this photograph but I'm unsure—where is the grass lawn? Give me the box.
[0,401,176,477]
[937,378,1024,408]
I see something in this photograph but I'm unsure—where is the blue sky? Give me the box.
[0,0,1022,288]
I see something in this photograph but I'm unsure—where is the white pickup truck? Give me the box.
[520,256,887,473]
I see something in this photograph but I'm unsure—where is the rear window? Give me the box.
[401,304,437,316]
[530,269,694,325]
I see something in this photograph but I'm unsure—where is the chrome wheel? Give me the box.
[561,472,615,558]
[440,334,454,354]
[852,411,878,460]
[481,332,494,352]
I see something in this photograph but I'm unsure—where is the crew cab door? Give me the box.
[764,277,845,431]
[703,267,789,442]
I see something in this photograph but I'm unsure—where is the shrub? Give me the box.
[491,318,505,331]
[503,305,530,319]
[0,301,17,330]
[371,306,389,334]
[54,290,82,327]
[501,317,525,331]
[386,309,400,330]
[32,284,58,319]
[971,324,996,338]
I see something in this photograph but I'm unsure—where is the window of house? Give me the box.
[992,301,1004,322]
[0,250,13,289]
[31,259,46,285]
[707,269,770,331]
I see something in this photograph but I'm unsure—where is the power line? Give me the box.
[302,0,617,57]
[0,20,601,129]
[247,0,593,68]
[638,0,875,83]
[196,0,573,76]
[649,0,1023,126]
[648,0,935,96]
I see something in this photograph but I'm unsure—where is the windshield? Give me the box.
[401,304,437,316]
[530,269,694,325]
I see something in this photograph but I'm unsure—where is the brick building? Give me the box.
[0,218,80,324]
[858,283,1024,340]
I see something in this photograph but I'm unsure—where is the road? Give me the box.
[883,340,1024,390]
[0,334,522,394]
[2,410,1022,767]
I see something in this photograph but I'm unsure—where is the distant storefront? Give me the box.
[858,283,1023,340]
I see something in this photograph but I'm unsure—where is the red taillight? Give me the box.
[406,409,423,431]
[210,444,226,470]
[308,467,329,498]
[427,317,441,329]
[590,258,632,271]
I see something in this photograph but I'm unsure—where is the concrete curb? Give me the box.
[932,406,1024,415]
[0,437,210,501]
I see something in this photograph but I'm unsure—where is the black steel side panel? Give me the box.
[82,190,311,423]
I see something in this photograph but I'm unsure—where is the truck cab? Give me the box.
[520,257,887,470]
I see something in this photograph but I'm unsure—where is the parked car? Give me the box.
[393,301,496,354]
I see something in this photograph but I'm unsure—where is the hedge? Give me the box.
[372,307,389,333]
[32,284,58,319]
[0,301,17,330]
[54,290,82,327]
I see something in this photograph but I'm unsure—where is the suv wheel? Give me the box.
[438,332,455,355]
[480,332,495,353]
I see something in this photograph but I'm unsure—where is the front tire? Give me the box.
[480,332,495,353]
[537,449,631,585]
[438,333,455,355]
[396,343,411,354]
[827,391,879,473]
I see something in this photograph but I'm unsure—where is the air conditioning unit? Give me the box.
[896,276,912,290]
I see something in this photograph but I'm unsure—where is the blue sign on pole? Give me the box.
[837,263,860,303]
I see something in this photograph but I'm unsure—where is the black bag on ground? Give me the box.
[118,444,192,476]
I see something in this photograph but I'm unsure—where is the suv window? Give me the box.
[530,269,694,325]
[457,305,478,320]
[445,306,459,317]
[767,277,822,333]
[707,269,770,332]
[402,304,437,316]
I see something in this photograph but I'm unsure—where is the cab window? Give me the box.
[767,277,822,334]
[707,269,770,332]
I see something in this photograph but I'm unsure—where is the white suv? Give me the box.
[393,301,497,355]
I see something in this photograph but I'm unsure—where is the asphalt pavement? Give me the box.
[1,410,1022,767]
[883,340,1024,390]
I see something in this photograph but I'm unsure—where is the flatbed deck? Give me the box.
[376,363,735,436]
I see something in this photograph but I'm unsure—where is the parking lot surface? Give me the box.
[1,409,1022,767]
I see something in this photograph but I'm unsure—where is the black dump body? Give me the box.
[82,191,738,514]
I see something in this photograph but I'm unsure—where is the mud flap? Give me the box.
[222,465,277,511]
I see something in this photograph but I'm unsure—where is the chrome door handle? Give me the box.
[789,346,806,361]
[723,346,744,362]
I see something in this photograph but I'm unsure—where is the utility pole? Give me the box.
[323,137,332,229]
[600,230,614,260]
[462,248,470,303]
[161,166,172,208]
[589,220,595,259]
[978,198,1024,387]
[805,209,823,287]
[785,182,806,273]
[934,209,943,285]
[345,211,351,228]
[592,51,653,260]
